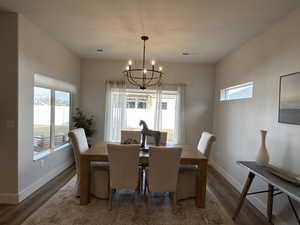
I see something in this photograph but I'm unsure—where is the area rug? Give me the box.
[22,176,235,225]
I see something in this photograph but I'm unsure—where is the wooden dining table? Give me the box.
[79,142,208,208]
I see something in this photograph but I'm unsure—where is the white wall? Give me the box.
[212,7,300,225]
[17,15,80,202]
[0,11,18,203]
[80,59,215,145]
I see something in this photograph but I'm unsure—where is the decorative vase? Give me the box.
[256,130,269,166]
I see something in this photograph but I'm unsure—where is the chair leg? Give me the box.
[108,188,113,211]
[172,192,177,212]
[144,178,150,195]
[133,189,138,208]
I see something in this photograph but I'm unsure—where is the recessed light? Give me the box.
[97,48,104,52]
[182,52,190,55]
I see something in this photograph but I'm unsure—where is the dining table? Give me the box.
[79,142,208,208]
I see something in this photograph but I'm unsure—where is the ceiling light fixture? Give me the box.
[123,36,163,90]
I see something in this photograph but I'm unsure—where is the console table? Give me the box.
[233,161,300,224]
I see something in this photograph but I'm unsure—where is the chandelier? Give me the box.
[123,36,163,90]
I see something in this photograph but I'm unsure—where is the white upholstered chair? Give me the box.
[121,130,141,144]
[107,144,140,210]
[145,146,182,209]
[176,131,216,200]
[146,132,167,146]
[68,128,109,199]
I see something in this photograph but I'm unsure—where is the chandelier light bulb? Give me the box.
[159,66,163,71]
[126,66,130,71]
[143,68,147,74]
[151,60,156,65]
[128,60,132,65]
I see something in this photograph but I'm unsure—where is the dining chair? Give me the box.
[145,146,182,210]
[121,130,141,144]
[146,132,167,146]
[107,144,140,210]
[68,128,109,199]
[176,131,216,200]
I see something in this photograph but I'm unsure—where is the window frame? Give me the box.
[33,85,72,161]
[220,82,253,101]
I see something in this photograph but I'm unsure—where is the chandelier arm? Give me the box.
[128,71,141,87]
[148,72,163,87]
[125,75,161,80]
[145,70,155,86]
[124,71,140,87]
[145,80,161,87]
[142,38,147,88]
[127,75,141,88]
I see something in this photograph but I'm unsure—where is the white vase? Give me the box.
[256,130,269,166]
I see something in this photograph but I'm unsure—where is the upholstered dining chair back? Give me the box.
[68,128,89,195]
[107,144,140,189]
[197,132,216,158]
[148,147,182,192]
[121,130,141,144]
[147,132,168,146]
[68,128,89,173]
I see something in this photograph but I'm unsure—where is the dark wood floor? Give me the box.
[0,165,270,225]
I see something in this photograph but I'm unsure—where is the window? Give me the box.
[54,91,71,148]
[220,82,253,101]
[33,87,71,160]
[124,89,177,143]
[162,102,168,110]
[137,98,147,109]
[126,98,136,108]
[33,87,51,154]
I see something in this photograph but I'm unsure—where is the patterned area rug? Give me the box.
[22,176,235,225]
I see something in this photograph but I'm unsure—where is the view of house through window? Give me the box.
[54,91,71,148]
[123,89,177,143]
[33,87,71,159]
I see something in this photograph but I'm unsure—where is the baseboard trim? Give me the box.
[18,159,74,203]
[209,160,288,225]
[0,193,18,204]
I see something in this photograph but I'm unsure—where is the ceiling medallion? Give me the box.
[123,36,163,90]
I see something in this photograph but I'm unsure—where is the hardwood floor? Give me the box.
[0,165,269,225]
[207,166,270,225]
[0,166,75,225]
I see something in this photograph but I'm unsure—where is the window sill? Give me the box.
[33,143,71,161]
[33,150,51,161]
[54,143,71,152]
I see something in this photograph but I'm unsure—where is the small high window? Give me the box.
[220,82,253,101]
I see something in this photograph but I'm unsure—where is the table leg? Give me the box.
[267,184,274,224]
[233,172,255,220]
[80,156,90,205]
[196,160,208,208]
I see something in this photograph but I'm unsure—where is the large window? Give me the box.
[122,89,177,143]
[33,87,71,160]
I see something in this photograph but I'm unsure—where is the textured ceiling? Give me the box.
[0,0,299,63]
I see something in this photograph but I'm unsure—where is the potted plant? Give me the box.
[72,108,96,146]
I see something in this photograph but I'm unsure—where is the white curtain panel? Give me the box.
[174,84,186,144]
[154,86,163,131]
[104,81,127,142]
